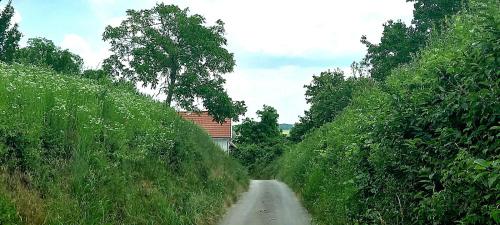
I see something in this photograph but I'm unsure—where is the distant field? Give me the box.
[279,124,293,136]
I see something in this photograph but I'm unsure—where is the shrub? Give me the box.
[279,0,499,224]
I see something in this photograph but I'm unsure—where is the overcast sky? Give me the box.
[11,0,414,123]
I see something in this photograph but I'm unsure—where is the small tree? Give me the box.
[234,105,281,145]
[103,4,245,123]
[233,105,285,177]
[15,38,84,74]
[0,0,21,63]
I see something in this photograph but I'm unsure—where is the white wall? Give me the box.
[213,138,230,153]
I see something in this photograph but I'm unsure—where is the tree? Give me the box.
[15,38,83,74]
[234,105,281,145]
[305,70,356,126]
[233,105,285,177]
[289,70,368,142]
[102,4,245,123]
[361,21,420,81]
[409,0,466,34]
[0,0,21,63]
[288,111,314,142]
[361,0,468,81]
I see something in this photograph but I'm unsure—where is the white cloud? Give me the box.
[158,0,413,57]
[0,3,22,25]
[226,65,320,123]
[60,34,110,69]
[13,11,21,24]
[81,0,414,122]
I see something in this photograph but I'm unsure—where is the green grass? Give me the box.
[0,63,248,224]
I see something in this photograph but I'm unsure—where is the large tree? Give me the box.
[361,21,421,81]
[15,38,83,74]
[0,0,21,63]
[102,4,245,123]
[361,0,468,81]
[409,0,466,34]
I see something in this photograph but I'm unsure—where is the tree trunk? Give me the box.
[165,67,177,107]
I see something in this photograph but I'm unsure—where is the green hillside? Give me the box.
[279,124,294,136]
[279,1,499,224]
[279,124,294,131]
[0,64,248,224]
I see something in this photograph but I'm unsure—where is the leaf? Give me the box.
[474,159,490,169]
[487,174,498,188]
[491,208,500,223]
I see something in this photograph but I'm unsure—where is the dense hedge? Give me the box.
[279,1,499,224]
[0,64,248,224]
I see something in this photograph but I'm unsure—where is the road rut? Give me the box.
[218,180,311,225]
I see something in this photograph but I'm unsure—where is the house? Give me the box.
[178,111,235,153]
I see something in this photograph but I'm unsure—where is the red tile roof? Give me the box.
[178,112,232,138]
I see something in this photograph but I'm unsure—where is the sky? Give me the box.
[10,0,414,123]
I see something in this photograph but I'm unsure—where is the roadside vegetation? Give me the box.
[231,105,288,179]
[0,63,248,224]
[0,1,248,224]
[279,0,499,224]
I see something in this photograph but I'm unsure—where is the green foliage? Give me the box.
[362,0,468,81]
[235,105,281,145]
[289,70,371,142]
[102,3,245,123]
[81,69,112,82]
[233,105,287,178]
[409,0,467,34]
[280,0,499,224]
[0,0,21,63]
[281,85,390,224]
[361,21,421,81]
[15,38,84,74]
[0,194,18,225]
[0,63,248,224]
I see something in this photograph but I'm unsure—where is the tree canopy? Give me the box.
[232,105,286,178]
[15,38,84,74]
[102,3,245,123]
[361,0,468,81]
[289,70,370,142]
[0,0,21,63]
[234,105,282,145]
[361,21,420,81]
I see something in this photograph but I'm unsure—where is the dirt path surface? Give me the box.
[218,180,311,225]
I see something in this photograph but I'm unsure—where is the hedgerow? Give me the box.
[279,0,499,224]
[0,63,248,224]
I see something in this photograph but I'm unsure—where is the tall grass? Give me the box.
[0,63,248,224]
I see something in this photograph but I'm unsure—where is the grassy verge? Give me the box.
[0,63,248,224]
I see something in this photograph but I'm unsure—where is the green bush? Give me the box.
[279,0,499,224]
[0,63,248,224]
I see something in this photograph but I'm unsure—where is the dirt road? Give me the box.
[218,180,311,225]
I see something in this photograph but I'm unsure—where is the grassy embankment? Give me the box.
[0,64,248,225]
[279,1,499,224]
